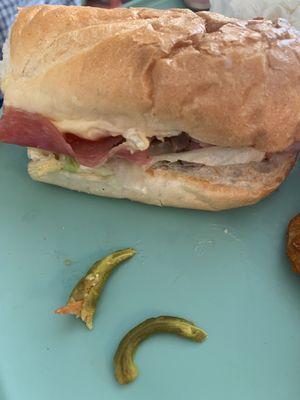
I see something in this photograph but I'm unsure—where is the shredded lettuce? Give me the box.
[64,156,79,173]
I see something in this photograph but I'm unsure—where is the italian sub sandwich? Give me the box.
[0,6,300,210]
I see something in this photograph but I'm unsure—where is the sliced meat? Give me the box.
[0,107,234,169]
[117,149,150,164]
[0,107,126,167]
[65,133,123,167]
[114,147,151,165]
[0,107,75,156]
[149,133,203,156]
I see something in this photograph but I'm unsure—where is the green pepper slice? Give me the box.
[55,248,136,329]
[114,316,207,384]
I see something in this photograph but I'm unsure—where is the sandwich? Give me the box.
[0,5,299,211]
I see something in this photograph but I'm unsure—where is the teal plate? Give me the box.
[1,142,300,400]
[1,3,300,399]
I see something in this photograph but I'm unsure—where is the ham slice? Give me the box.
[0,107,136,167]
[0,107,75,156]
[111,143,151,165]
[116,149,150,164]
[65,133,123,167]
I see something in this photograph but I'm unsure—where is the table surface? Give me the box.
[1,1,300,399]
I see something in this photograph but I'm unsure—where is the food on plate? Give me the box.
[287,214,300,275]
[55,248,136,329]
[114,316,207,384]
[64,156,80,173]
[0,6,299,211]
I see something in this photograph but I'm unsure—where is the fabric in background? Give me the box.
[211,0,300,30]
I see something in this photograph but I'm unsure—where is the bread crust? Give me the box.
[2,6,300,151]
[28,150,297,211]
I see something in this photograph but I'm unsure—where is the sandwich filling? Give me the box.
[0,107,267,170]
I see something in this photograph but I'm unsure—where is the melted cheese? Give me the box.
[152,147,265,166]
[53,119,179,151]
